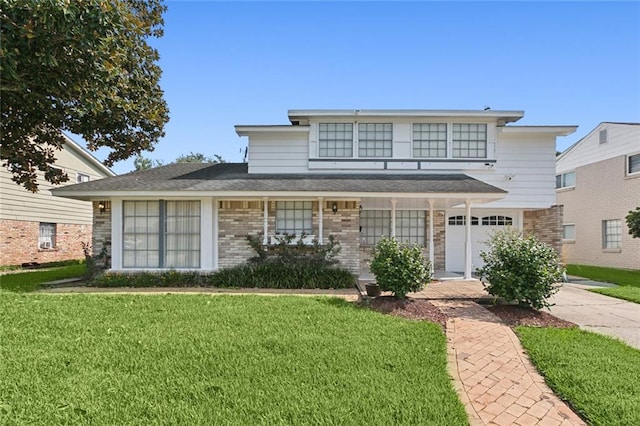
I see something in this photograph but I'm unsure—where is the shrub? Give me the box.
[246,233,341,267]
[369,237,431,299]
[477,228,563,309]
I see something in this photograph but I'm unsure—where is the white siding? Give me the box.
[0,142,113,224]
[467,132,558,209]
[247,134,309,173]
[557,123,640,173]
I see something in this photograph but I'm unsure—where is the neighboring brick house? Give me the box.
[556,122,640,270]
[53,109,575,278]
[0,133,114,266]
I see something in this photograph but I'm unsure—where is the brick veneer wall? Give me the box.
[0,219,90,266]
[217,200,360,273]
[523,205,563,258]
[92,201,112,266]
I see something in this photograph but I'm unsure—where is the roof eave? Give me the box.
[287,109,525,124]
[235,125,310,137]
[501,126,578,136]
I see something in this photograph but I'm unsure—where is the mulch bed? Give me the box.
[366,296,576,331]
[367,296,447,330]
[486,305,576,328]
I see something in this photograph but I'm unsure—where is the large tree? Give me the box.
[1,0,169,191]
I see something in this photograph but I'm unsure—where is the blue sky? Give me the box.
[96,1,640,174]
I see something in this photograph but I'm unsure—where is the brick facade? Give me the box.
[217,200,360,274]
[92,201,112,267]
[523,205,563,259]
[0,219,90,266]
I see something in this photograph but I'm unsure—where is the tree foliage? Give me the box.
[133,152,225,171]
[1,0,169,191]
[626,207,640,239]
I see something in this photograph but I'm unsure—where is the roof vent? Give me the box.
[599,129,608,144]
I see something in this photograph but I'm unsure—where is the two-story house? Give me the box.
[52,109,576,279]
[0,133,114,267]
[556,122,640,270]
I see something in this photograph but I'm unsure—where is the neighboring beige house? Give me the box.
[53,109,575,278]
[556,122,640,270]
[0,133,114,266]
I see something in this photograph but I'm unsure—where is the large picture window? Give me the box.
[360,210,391,246]
[413,123,447,158]
[452,123,487,158]
[358,123,392,157]
[319,123,353,157]
[123,200,200,268]
[276,201,312,235]
[395,211,425,245]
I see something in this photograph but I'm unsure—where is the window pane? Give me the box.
[413,123,447,158]
[38,222,56,249]
[360,210,390,246]
[395,211,425,245]
[275,201,313,235]
[358,123,392,158]
[452,123,486,158]
[165,201,201,268]
[629,154,640,174]
[563,224,576,240]
[319,123,353,157]
[603,219,621,249]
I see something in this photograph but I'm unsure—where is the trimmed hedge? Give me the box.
[91,264,355,289]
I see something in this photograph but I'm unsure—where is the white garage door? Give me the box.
[445,211,517,272]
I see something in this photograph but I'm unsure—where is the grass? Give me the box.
[516,327,640,426]
[590,286,640,304]
[0,264,87,292]
[0,294,468,425]
[566,264,640,287]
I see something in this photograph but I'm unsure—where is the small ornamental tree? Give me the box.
[626,207,640,238]
[477,228,564,310]
[369,237,431,299]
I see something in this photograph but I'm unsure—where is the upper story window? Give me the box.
[628,153,640,175]
[452,124,487,158]
[319,123,353,157]
[556,171,576,189]
[358,123,392,157]
[413,123,447,158]
[76,173,90,183]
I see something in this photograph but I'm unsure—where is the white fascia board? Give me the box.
[235,125,310,137]
[501,126,577,136]
[288,109,525,123]
[61,132,115,177]
[52,190,506,202]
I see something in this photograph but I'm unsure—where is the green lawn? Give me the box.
[566,264,640,287]
[590,286,640,304]
[0,294,468,425]
[0,264,86,292]
[517,327,640,426]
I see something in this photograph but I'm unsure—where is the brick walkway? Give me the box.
[425,282,586,426]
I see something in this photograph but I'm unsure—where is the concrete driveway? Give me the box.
[548,283,640,349]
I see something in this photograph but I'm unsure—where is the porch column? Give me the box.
[262,197,269,245]
[428,200,435,274]
[464,199,472,279]
[318,197,324,245]
[391,199,397,238]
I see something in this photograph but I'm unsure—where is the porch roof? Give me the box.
[52,162,507,201]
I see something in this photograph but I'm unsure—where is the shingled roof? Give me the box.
[52,162,506,196]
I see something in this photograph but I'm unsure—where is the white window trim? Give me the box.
[76,172,91,183]
[627,152,640,177]
[562,223,576,242]
[556,171,576,190]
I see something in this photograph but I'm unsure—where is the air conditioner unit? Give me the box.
[40,241,52,249]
